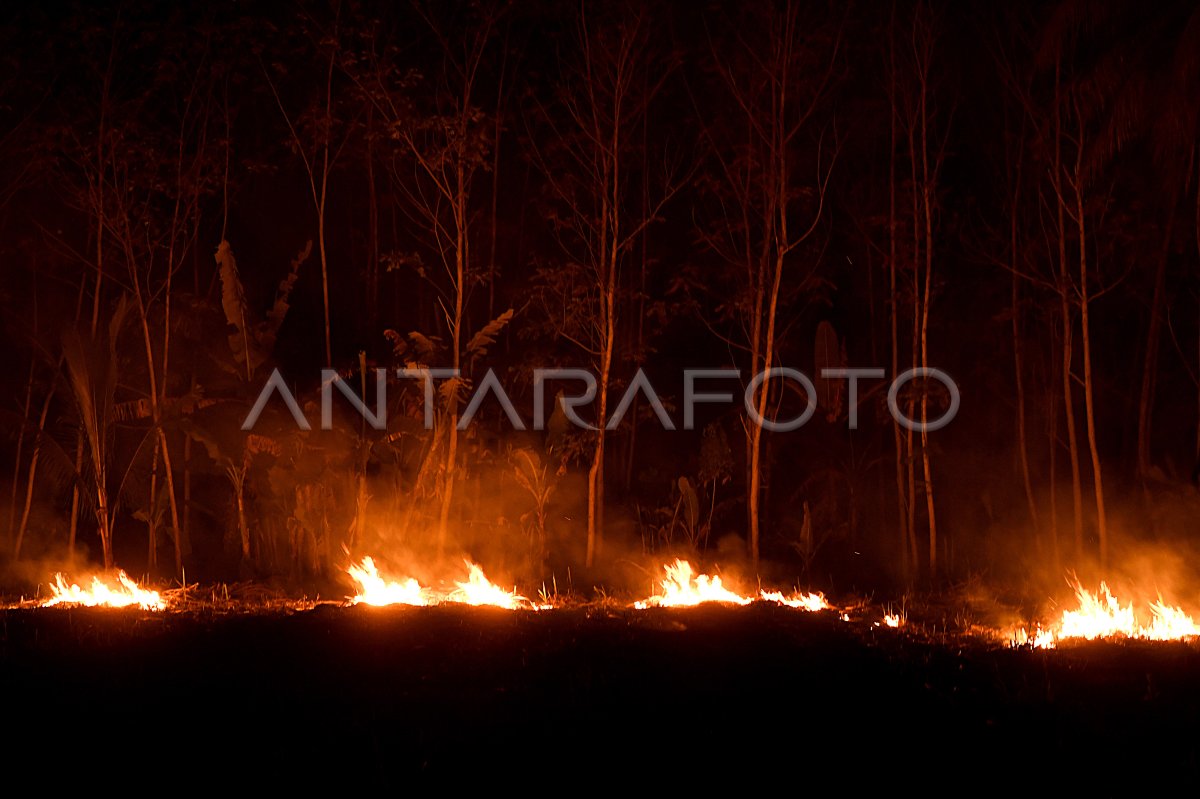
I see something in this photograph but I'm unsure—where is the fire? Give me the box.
[634,559,752,608]
[347,557,431,606]
[448,561,539,610]
[635,560,833,610]
[1010,625,1057,649]
[1145,599,1200,640]
[346,556,542,610]
[759,590,830,611]
[881,613,902,628]
[42,571,165,611]
[1058,582,1134,640]
[1012,581,1200,649]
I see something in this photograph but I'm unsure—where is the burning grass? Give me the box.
[1010,580,1200,649]
[634,559,832,611]
[345,556,546,610]
[10,558,1200,656]
[41,570,165,611]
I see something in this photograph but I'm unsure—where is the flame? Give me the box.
[346,557,541,610]
[448,561,538,610]
[1011,625,1057,649]
[635,559,752,608]
[1145,599,1200,640]
[1011,581,1200,648]
[759,589,830,611]
[1058,582,1134,640]
[347,557,431,606]
[42,571,165,611]
[881,613,902,628]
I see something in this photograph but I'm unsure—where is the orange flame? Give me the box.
[448,561,541,609]
[346,556,543,610]
[758,589,830,611]
[1013,581,1200,649]
[43,571,165,611]
[635,560,833,610]
[634,559,752,608]
[347,557,431,606]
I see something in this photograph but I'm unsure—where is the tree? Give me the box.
[528,2,681,568]
[693,1,841,566]
[353,0,508,559]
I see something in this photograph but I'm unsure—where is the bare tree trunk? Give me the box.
[1053,62,1084,560]
[13,384,56,560]
[1195,150,1200,469]
[1136,201,1177,479]
[366,105,380,333]
[1013,237,1039,545]
[916,31,938,577]
[436,162,468,560]
[148,437,160,569]
[318,44,335,367]
[1048,377,1060,571]
[587,218,617,568]
[887,12,910,579]
[1075,171,1108,568]
[906,94,921,573]
[8,358,35,548]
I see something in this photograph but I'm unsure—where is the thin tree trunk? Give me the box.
[436,164,468,560]
[9,357,35,548]
[1195,149,1200,469]
[587,234,616,568]
[13,383,56,559]
[128,234,184,578]
[148,437,160,569]
[1013,235,1039,545]
[318,46,335,367]
[887,7,910,579]
[1075,173,1108,568]
[366,106,380,333]
[1048,377,1060,572]
[1136,200,1177,479]
[1054,62,1084,560]
[907,98,921,573]
[917,41,938,577]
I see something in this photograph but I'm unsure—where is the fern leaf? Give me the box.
[466,308,514,363]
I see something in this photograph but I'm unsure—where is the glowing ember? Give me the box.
[634,559,752,608]
[759,589,830,611]
[347,557,431,606]
[43,571,165,610]
[448,561,538,610]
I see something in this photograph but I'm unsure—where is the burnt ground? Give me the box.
[1,604,1198,785]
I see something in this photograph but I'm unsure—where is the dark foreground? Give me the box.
[2,604,1198,783]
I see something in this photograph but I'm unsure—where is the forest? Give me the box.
[2,0,1199,600]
